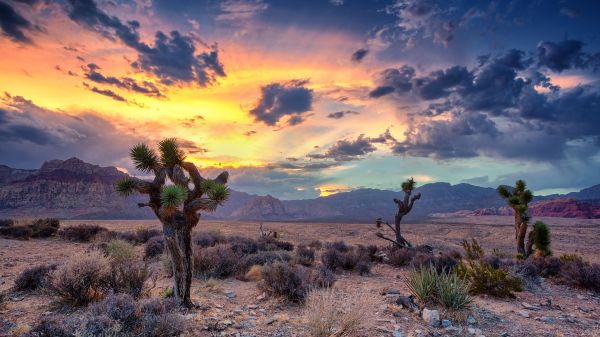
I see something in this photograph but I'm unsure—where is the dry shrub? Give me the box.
[29,218,60,238]
[258,236,294,251]
[559,259,600,292]
[0,225,32,240]
[260,262,310,301]
[244,265,263,281]
[14,264,57,291]
[22,315,80,337]
[105,240,151,299]
[193,244,239,279]
[228,236,259,254]
[387,247,416,267]
[59,224,108,242]
[87,293,137,332]
[308,266,336,288]
[308,240,323,250]
[138,298,186,337]
[325,241,350,252]
[144,235,165,259]
[134,227,161,244]
[236,250,292,276]
[193,230,227,248]
[0,219,14,227]
[51,252,110,305]
[321,247,371,274]
[303,288,375,337]
[294,245,315,266]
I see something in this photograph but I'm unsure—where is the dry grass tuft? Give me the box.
[244,265,263,281]
[303,288,376,337]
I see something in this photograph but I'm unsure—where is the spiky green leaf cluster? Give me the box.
[401,177,416,193]
[116,178,136,196]
[208,183,230,203]
[160,185,187,208]
[159,138,185,167]
[130,143,159,173]
[532,221,552,256]
[199,179,218,193]
[497,180,533,208]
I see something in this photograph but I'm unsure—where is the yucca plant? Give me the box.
[531,221,551,257]
[436,271,471,310]
[115,138,229,307]
[406,264,438,304]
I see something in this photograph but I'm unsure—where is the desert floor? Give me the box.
[1,216,599,337]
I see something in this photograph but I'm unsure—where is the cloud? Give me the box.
[370,42,600,162]
[66,0,226,86]
[537,40,600,73]
[249,79,313,126]
[369,65,415,97]
[83,63,164,98]
[350,48,369,63]
[217,0,268,22]
[82,82,126,102]
[0,1,41,44]
[0,93,144,169]
[327,110,360,119]
[309,130,396,161]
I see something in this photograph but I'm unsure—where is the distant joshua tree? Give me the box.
[497,180,534,257]
[116,138,229,307]
[375,177,421,248]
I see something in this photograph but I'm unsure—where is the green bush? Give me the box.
[532,221,551,256]
[436,271,471,310]
[456,260,522,298]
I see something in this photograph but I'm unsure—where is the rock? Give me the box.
[235,321,255,329]
[442,319,452,328]
[265,317,277,325]
[393,330,405,337]
[518,310,530,318]
[408,329,424,337]
[466,315,477,324]
[422,308,440,327]
[226,291,236,299]
[467,327,482,335]
[256,293,267,301]
[500,333,510,337]
[521,302,540,310]
[539,316,555,323]
[383,288,401,295]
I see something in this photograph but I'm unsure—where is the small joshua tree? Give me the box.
[116,138,229,307]
[375,177,421,248]
[530,221,552,257]
[497,180,533,256]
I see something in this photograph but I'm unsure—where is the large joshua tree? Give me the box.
[497,180,533,256]
[116,138,229,307]
[375,177,421,248]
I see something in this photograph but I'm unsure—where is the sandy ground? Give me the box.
[1,216,599,337]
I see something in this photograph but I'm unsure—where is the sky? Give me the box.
[1,0,599,199]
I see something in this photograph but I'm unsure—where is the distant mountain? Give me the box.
[434,198,600,219]
[1,158,598,221]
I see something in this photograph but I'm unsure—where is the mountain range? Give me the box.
[1,158,599,221]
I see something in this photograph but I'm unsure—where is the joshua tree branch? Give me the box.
[185,198,219,213]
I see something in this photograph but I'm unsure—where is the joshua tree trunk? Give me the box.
[376,178,421,249]
[117,139,230,308]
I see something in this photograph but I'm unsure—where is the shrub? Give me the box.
[160,287,174,298]
[532,221,552,256]
[193,244,239,279]
[105,239,136,264]
[29,218,60,238]
[23,315,78,337]
[356,244,380,262]
[0,225,32,240]
[77,315,122,337]
[244,265,263,281]
[135,227,161,244]
[309,266,336,288]
[436,271,471,310]
[308,240,323,250]
[326,241,350,252]
[356,261,371,275]
[59,224,108,242]
[304,289,375,337]
[261,262,310,301]
[194,230,227,248]
[258,236,294,251]
[559,253,581,263]
[14,264,57,291]
[321,247,369,273]
[387,247,415,267]
[406,265,438,304]
[236,250,291,276]
[0,219,15,227]
[456,261,523,298]
[294,245,315,266]
[518,256,561,278]
[228,236,259,254]
[138,298,185,337]
[88,293,137,331]
[51,252,110,305]
[462,239,484,260]
[145,235,165,259]
[559,259,600,292]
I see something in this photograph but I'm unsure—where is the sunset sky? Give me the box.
[1,0,599,199]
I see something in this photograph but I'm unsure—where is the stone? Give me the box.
[521,302,540,310]
[265,317,277,325]
[518,310,530,318]
[409,329,424,337]
[539,316,555,323]
[383,288,401,295]
[422,308,440,327]
[466,315,477,324]
[226,291,237,299]
[393,330,405,337]
[500,333,510,337]
[467,327,482,335]
[442,319,452,328]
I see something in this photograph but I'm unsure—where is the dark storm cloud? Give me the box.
[327,110,360,119]
[369,65,415,97]
[249,79,313,126]
[350,48,369,63]
[83,64,163,97]
[65,0,226,86]
[0,93,144,169]
[0,1,41,43]
[536,40,600,73]
[309,130,396,161]
[372,41,600,162]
